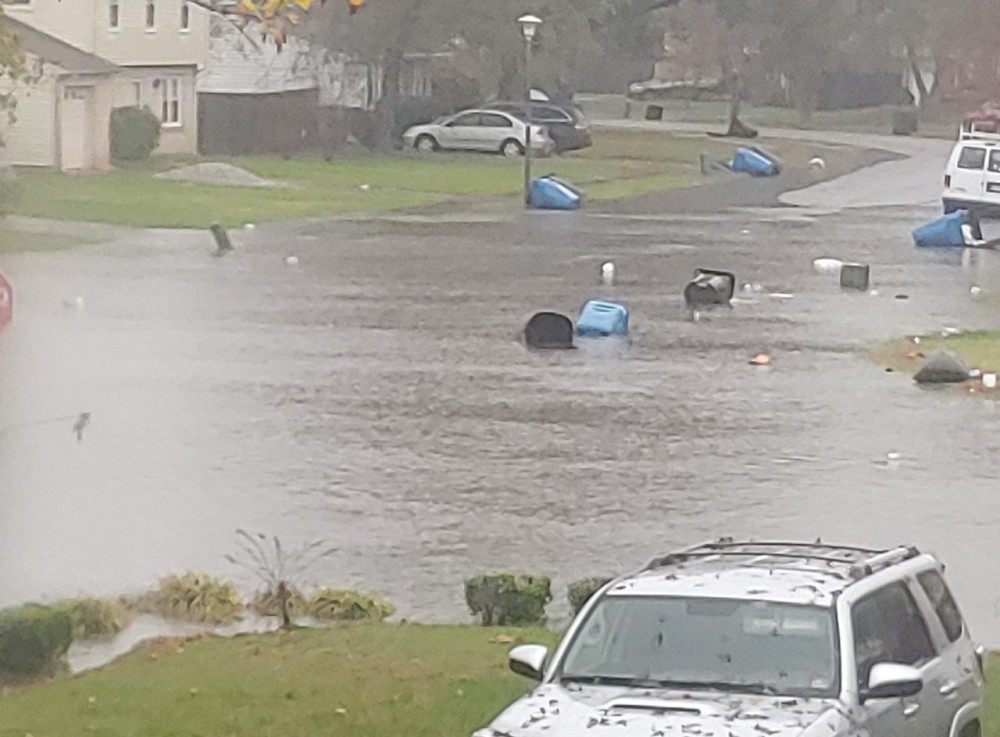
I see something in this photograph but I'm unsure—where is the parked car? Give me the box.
[487,101,592,152]
[474,539,985,737]
[943,137,1000,214]
[402,110,553,157]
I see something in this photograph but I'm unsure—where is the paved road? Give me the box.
[593,119,954,211]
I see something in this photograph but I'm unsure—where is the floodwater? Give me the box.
[3,200,1000,641]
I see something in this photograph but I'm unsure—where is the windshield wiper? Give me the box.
[560,674,667,688]
[651,680,778,695]
[560,676,777,695]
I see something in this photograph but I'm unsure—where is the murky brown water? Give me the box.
[3,204,1000,640]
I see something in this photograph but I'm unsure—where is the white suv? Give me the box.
[943,137,1000,214]
[475,540,984,737]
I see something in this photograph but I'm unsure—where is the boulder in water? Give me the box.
[913,350,970,384]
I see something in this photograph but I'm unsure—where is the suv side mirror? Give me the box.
[509,644,549,681]
[860,663,924,703]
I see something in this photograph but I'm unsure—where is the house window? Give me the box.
[146,0,156,28]
[132,81,142,106]
[109,0,119,27]
[160,77,181,125]
[180,1,190,29]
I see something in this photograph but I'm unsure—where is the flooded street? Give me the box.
[3,197,1000,640]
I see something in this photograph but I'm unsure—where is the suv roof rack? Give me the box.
[642,538,921,582]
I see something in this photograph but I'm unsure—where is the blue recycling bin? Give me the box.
[576,300,629,337]
[731,148,778,177]
[529,176,583,210]
[912,211,970,248]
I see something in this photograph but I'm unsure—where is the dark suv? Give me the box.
[487,101,592,153]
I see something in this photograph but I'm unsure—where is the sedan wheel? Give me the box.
[501,139,525,158]
[416,135,438,153]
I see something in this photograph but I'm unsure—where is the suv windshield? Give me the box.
[559,596,839,698]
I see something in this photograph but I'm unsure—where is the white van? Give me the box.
[943,137,1000,213]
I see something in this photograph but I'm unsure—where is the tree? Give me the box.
[0,5,26,147]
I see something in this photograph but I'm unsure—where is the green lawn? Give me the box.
[0,625,559,737]
[629,101,959,139]
[873,330,1000,376]
[8,130,860,229]
[0,624,998,737]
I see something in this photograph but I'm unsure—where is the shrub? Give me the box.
[0,165,20,218]
[465,573,552,626]
[568,578,613,615]
[109,106,161,162]
[306,588,395,622]
[250,586,306,619]
[52,597,133,641]
[0,604,73,680]
[141,572,243,624]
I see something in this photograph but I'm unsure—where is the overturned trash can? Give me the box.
[529,175,584,211]
[749,145,784,175]
[839,263,871,291]
[912,210,981,249]
[700,153,734,176]
[524,312,575,350]
[684,268,736,310]
[731,148,779,177]
[576,300,629,337]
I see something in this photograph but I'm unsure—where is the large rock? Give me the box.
[914,350,970,384]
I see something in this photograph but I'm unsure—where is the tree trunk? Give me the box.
[277,581,292,630]
[373,50,402,152]
[907,45,930,108]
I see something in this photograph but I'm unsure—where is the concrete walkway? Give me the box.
[592,119,954,211]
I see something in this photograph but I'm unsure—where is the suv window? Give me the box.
[918,570,964,642]
[533,106,571,122]
[852,582,936,687]
[989,150,1000,173]
[958,146,987,170]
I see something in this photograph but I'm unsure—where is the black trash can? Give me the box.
[892,107,919,136]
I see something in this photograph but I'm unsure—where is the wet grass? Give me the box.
[1,624,1000,737]
[8,130,859,229]
[0,223,84,254]
[629,101,959,139]
[873,330,1000,375]
[0,624,559,737]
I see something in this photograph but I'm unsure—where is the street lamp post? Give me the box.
[518,14,541,208]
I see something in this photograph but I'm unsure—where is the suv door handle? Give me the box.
[940,681,958,696]
[903,703,920,718]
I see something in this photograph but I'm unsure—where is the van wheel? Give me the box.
[415,135,439,153]
[501,139,525,157]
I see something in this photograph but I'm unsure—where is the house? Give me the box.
[196,20,447,156]
[0,16,117,170]
[2,0,210,162]
[196,16,320,155]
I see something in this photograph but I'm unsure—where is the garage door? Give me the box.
[60,86,94,171]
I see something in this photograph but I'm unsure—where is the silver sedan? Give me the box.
[403,109,554,157]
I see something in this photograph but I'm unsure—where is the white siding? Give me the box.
[197,18,315,95]
[1,0,96,53]
[112,67,197,154]
[95,0,209,68]
[0,59,57,167]
[5,0,210,68]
